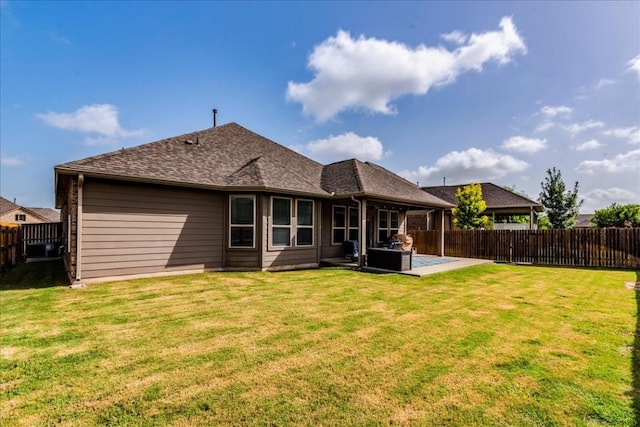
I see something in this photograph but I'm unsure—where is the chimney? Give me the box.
[213,109,218,127]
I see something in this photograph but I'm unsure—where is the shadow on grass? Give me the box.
[0,259,68,290]
[634,271,640,425]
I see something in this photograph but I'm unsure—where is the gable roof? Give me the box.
[422,183,544,212]
[1,196,60,222]
[0,196,20,215]
[55,122,453,208]
[27,207,60,222]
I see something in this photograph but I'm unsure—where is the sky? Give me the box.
[1,1,639,213]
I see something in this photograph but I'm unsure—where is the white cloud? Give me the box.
[306,132,388,162]
[563,120,605,136]
[441,30,467,45]
[603,127,640,144]
[1,155,26,166]
[287,17,526,121]
[535,121,555,133]
[573,139,603,151]
[501,136,547,153]
[540,105,572,118]
[628,54,640,78]
[36,104,145,145]
[581,187,640,212]
[595,78,615,89]
[399,148,528,184]
[576,149,640,174]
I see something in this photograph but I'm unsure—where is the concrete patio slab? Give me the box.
[321,255,493,277]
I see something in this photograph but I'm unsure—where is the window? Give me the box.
[296,200,314,246]
[229,195,255,247]
[272,197,291,246]
[332,206,359,244]
[378,209,399,242]
[348,207,359,241]
[15,214,26,222]
[332,206,346,244]
[271,197,314,247]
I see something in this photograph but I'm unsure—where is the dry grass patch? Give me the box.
[0,262,637,426]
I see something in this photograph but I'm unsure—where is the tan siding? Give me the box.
[320,202,344,259]
[261,195,321,269]
[80,179,224,280]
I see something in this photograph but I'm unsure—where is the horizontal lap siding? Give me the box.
[81,180,224,279]
[262,196,321,268]
[320,202,344,259]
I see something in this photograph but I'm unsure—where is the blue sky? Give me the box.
[1,1,639,212]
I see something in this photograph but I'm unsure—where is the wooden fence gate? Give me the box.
[21,222,63,258]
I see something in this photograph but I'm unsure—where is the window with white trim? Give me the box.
[332,206,359,244]
[272,197,292,246]
[348,207,359,241]
[271,197,314,247]
[378,209,399,242]
[296,199,314,246]
[15,214,26,222]
[229,195,255,247]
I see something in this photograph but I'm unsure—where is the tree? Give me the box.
[591,203,640,228]
[538,167,583,229]
[452,182,490,230]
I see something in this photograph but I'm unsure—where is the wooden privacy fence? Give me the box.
[410,228,640,269]
[1,224,20,272]
[21,222,63,258]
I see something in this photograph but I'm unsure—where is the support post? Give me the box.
[440,209,445,257]
[359,199,367,268]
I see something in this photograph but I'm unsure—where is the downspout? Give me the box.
[76,174,84,281]
[351,196,364,268]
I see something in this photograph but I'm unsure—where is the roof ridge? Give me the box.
[350,159,364,192]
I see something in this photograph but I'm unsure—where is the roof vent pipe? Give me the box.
[213,109,218,127]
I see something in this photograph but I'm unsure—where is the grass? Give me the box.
[0,260,637,426]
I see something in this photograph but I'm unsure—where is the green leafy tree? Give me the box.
[452,183,490,230]
[591,203,640,228]
[538,167,583,229]
[537,214,551,230]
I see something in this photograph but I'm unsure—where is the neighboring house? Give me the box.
[409,183,544,230]
[574,214,594,228]
[54,122,452,284]
[0,196,60,224]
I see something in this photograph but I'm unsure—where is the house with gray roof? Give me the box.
[409,182,544,230]
[1,196,60,224]
[55,122,452,284]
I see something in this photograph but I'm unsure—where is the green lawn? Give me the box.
[1,261,638,426]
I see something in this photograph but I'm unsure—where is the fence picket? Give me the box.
[409,228,640,270]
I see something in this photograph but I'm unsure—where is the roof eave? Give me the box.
[54,168,333,199]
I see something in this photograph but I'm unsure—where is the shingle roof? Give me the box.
[1,196,60,222]
[575,214,594,228]
[56,122,452,208]
[56,122,328,197]
[27,207,60,222]
[422,183,544,211]
[323,160,452,207]
[0,196,19,215]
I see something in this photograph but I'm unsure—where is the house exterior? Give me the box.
[0,196,60,224]
[54,122,452,284]
[409,183,544,230]
[574,214,594,228]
